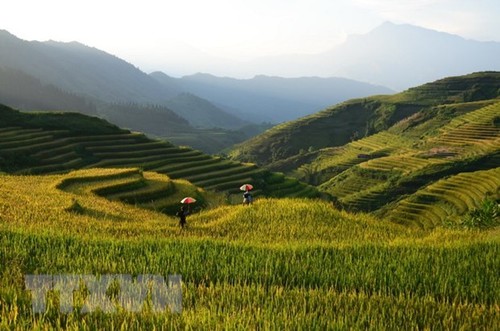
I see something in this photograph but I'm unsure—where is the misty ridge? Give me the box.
[140,22,500,91]
[233,22,500,90]
[0,22,499,153]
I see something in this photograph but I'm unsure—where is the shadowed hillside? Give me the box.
[164,93,250,129]
[0,29,394,127]
[0,66,98,116]
[0,104,318,202]
[152,72,394,123]
[0,30,175,104]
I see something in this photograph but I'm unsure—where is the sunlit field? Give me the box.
[1,170,499,329]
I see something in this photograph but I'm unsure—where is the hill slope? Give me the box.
[0,104,318,201]
[164,93,250,129]
[0,30,256,149]
[0,66,98,116]
[230,72,500,227]
[230,72,500,165]
[0,30,174,103]
[1,29,394,127]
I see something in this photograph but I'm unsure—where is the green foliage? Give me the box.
[493,115,500,127]
[230,100,382,165]
[402,71,500,105]
[459,198,500,229]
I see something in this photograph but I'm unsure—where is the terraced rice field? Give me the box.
[429,102,500,154]
[57,168,206,215]
[314,132,412,173]
[324,173,385,198]
[0,126,317,199]
[359,153,446,173]
[315,147,368,174]
[1,168,498,329]
[388,167,500,228]
[347,131,412,152]
[317,101,500,220]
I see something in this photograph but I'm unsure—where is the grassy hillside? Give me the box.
[230,72,500,165]
[0,170,498,329]
[229,73,500,227]
[0,104,318,200]
[305,100,500,220]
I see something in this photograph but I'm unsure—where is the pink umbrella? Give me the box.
[180,197,197,204]
[240,184,254,191]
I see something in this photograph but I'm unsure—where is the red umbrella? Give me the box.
[180,197,197,204]
[240,184,254,191]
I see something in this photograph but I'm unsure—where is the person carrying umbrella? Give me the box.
[240,184,253,205]
[177,197,196,228]
[176,205,188,228]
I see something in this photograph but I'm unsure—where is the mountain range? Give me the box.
[1,23,500,153]
[151,72,391,123]
[0,29,390,126]
[232,22,500,90]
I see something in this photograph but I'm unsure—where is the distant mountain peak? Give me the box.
[329,21,500,90]
[150,71,172,79]
[44,40,86,47]
[184,72,217,79]
[367,21,465,41]
[0,29,17,38]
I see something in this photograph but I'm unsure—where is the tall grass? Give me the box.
[0,171,499,329]
[1,230,498,330]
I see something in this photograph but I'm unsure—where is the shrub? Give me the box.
[459,198,499,229]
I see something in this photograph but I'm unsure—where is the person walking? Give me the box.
[242,190,253,205]
[176,205,188,228]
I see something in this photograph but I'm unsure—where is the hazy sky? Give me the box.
[2,0,499,76]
